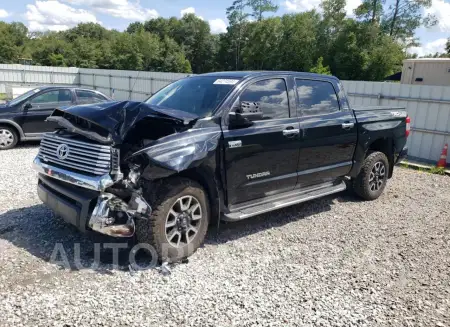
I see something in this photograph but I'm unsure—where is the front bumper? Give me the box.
[37,174,99,232]
[34,159,149,238]
[33,157,115,192]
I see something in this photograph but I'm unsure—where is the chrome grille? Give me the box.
[38,133,111,176]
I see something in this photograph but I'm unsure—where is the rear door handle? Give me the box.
[341,122,355,129]
[282,128,300,136]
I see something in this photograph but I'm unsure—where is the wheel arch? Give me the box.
[177,166,223,224]
[143,164,223,225]
[0,120,24,140]
[367,137,394,178]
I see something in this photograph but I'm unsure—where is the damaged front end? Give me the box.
[34,100,210,238]
[89,185,151,238]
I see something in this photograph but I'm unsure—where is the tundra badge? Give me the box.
[246,171,271,180]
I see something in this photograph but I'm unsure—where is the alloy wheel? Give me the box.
[0,129,14,148]
[165,195,203,248]
[369,161,386,192]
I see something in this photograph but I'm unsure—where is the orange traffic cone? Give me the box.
[437,143,448,168]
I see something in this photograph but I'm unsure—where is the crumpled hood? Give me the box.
[50,101,199,144]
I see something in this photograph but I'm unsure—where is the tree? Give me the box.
[109,33,144,70]
[355,0,385,24]
[446,38,450,55]
[133,31,161,71]
[0,12,413,81]
[226,0,250,70]
[278,11,321,71]
[382,0,437,41]
[158,37,192,73]
[247,0,278,21]
[175,14,212,73]
[64,23,109,41]
[126,22,144,34]
[48,53,67,66]
[321,0,346,29]
[144,17,181,40]
[31,34,76,66]
[241,17,283,69]
[8,22,28,47]
[0,22,18,63]
[310,57,332,75]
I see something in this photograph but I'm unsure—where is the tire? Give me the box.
[135,177,209,263]
[352,151,389,201]
[0,125,19,150]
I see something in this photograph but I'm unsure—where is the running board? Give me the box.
[222,181,347,221]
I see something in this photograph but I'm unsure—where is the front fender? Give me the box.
[0,119,25,139]
[127,127,222,180]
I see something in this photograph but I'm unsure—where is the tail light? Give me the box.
[406,116,411,137]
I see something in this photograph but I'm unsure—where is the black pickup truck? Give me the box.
[33,71,409,262]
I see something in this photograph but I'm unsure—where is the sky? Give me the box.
[0,0,449,56]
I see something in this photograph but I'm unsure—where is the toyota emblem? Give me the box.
[56,144,70,160]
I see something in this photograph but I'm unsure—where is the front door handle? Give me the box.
[341,122,355,130]
[282,128,300,136]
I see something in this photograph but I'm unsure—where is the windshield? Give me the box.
[145,76,238,117]
[8,88,40,106]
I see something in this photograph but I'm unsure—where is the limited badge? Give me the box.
[228,140,242,148]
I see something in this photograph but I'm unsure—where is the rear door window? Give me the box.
[76,90,108,104]
[295,79,340,116]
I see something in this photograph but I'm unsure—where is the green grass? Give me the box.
[0,93,7,101]
[400,162,409,169]
[429,166,446,175]
[400,162,448,176]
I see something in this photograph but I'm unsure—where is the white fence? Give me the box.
[342,81,450,164]
[0,64,449,164]
[0,64,190,101]
[78,68,190,101]
[0,64,78,94]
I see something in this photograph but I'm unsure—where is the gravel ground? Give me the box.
[0,144,449,327]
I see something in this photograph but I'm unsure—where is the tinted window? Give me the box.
[240,78,289,119]
[9,88,40,106]
[295,79,339,115]
[76,90,107,104]
[31,90,72,104]
[145,76,236,117]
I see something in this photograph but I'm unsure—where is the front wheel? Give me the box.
[352,151,389,201]
[0,126,18,150]
[135,178,209,262]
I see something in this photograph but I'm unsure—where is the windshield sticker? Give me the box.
[213,79,239,85]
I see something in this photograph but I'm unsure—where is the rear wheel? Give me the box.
[135,178,209,262]
[0,126,18,150]
[353,151,389,201]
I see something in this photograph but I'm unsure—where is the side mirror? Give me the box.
[23,102,32,110]
[228,101,263,129]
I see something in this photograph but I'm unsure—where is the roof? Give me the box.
[36,85,101,91]
[35,85,74,90]
[199,71,339,81]
[30,85,111,98]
